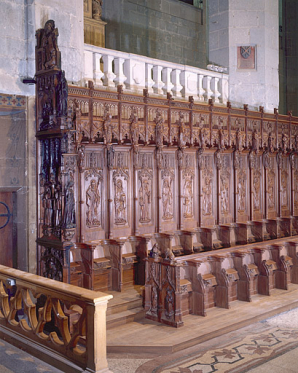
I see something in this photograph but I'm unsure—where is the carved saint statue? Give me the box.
[155,110,164,148]
[86,179,101,226]
[139,178,151,223]
[268,174,275,209]
[183,179,193,218]
[92,0,103,20]
[281,173,287,207]
[237,174,246,212]
[253,174,260,210]
[220,176,229,214]
[54,185,62,227]
[63,181,76,228]
[130,108,139,146]
[202,174,212,216]
[114,179,127,224]
[162,178,173,220]
[43,186,53,227]
[41,20,58,69]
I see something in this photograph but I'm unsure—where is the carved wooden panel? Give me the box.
[235,152,249,223]
[136,150,155,235]
[217,152,233,225]
[80,148,105,241]
[160,151,177,232]
[199,150,216,227]
[180,150,197,229]
[250,154,263,221]
[109,148,132,238]
[263,152,278,219]
[279,154,291,218]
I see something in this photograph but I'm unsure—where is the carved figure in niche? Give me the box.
[151,286,158,314]
[77,145,85,172]
[199,128,205,150]
[114,179,127,224]
[43,186,53,227]
[63,181,76,228]
[165,287,174,319]
[220,176,229,214]
[178,112,186,148]
[282,133,288,154]
[130,108,139,146]
[139,178,151,223]
[103,105,113,144]
[281,173,288,207]
[252,129,259,153]
[92,0,103,20]
[218,128,225,149]
[202,174,212,216]
[56,71,68,117]
[162,178,173,220]
[41,20,58,69]
[268,132,274,153]
[252,175,260,210]
[235,128,242,151]
[183,179,193,218]
[54,185,62,227]
[86,179,101,226]
[268,174,275,209]
[154,110,164,148]
[237,173,246,211]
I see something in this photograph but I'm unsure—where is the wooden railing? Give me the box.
[0,265,112,373]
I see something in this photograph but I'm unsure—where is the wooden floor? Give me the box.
[107,236,298,355]
[107,284,298,355]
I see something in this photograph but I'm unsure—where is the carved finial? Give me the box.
[117,85,123,94]
[167,92,173,101]
[189,96,194,104]
[209,98,213,106]
[274,108,278,115]
[288,110,293,117]
[227,101,231,109]
[143,88,149,98]
[259,106,264,113]
[243,104,248,111]
[88,80,94,89]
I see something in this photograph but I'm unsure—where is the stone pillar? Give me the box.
[209,0,279,112]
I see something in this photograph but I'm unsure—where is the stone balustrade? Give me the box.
[0,265,112,373]
[84,44,229,104]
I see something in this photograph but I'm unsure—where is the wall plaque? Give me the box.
[237,46,256,70]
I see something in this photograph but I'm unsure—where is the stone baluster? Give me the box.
[203,75,212,101]
[145,63,154,94]
[197,74,205,101]
[162,67,174,95]
[152,65,164,95]
[220,75,229,104]
[171,69,182,98]
[84,50,93,82]
[211,77,221,103]
[94,52,104,86]
[113,57,127,87]
[102,54,116,87]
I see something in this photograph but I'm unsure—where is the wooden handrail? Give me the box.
[0,265,112,373]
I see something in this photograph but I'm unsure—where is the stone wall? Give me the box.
[102,0,207,69]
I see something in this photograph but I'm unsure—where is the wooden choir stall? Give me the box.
[36,20,298,327]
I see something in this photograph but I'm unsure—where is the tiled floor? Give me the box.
[1,308,298,372]
[108,308,298,373]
